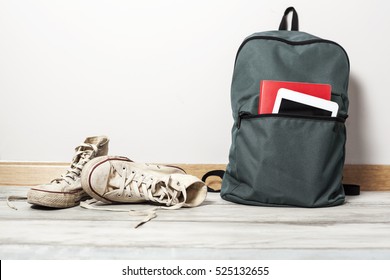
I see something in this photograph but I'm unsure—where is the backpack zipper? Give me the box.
[237,111,346,129]
[234,36,350,70]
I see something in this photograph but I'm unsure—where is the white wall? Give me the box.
[0,0,389,164]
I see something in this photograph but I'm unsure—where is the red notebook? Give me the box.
[259,80,332,114]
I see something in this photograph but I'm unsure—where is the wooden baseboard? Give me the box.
[343,165,390,191]
[0,162,389,191]
[0,162,226,190]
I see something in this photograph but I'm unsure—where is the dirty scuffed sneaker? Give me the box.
[80,156,208,227]
[27,136,109,208]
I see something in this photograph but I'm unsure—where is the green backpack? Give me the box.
[205,7,359,207]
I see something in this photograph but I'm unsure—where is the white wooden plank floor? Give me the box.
[1,187,390,260]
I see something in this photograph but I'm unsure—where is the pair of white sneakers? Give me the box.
[27,136,207,227]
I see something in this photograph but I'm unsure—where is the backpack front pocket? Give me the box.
[233,114,346,207]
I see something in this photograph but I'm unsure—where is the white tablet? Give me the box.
[272,88,339,117]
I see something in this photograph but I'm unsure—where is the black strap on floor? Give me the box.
[202,169,360,195]
[278,7,299,31]
[343,184,360,196]
[201,170,225,192]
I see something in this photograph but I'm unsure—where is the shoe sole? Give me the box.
[27,188,87,208]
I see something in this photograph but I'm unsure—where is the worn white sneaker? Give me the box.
[80,156,207,227]
[27,136,109,208]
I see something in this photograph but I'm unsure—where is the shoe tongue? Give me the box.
[84,136,108,147]
[153,177,182,195]
[76,144,94,152]
[74,141,98,162]
[83,136,109,157]
[153,184,165,196]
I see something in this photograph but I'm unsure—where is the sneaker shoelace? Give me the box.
[118,166,187,207]
[6,196,27,210]
[53,143,98,186]
[80,167,188,228]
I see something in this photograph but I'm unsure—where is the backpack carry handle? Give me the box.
[278,7,299,31]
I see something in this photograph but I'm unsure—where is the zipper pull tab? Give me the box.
[237,111,252,129]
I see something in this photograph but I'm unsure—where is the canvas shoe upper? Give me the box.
[27,136,109,208]
[80,156,208,227]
